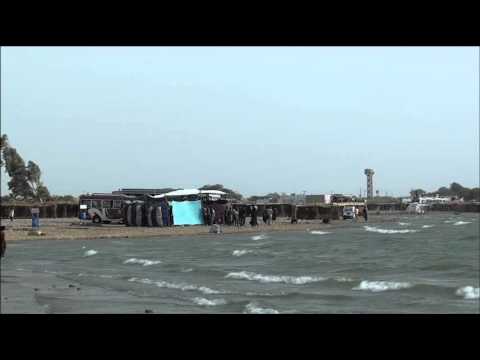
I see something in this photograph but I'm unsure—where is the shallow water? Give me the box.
[2,213,479,313]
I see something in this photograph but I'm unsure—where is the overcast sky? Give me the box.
[1,46,478,197]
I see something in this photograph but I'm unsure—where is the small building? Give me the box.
[305,194,331,204]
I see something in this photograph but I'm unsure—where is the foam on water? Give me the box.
[128,277,222,295]
[232,249,254,257]
[226,271,326,284]
[422,225,434,228]
[455,286,479,300]
[364,226,418,234]
[124,258,162,266]
[309,231,331,235]
[353,280,413,292]
[181,268,194,273]
[251,234,268,241]
[84,250,98,257]
[453,221,471,226]
[192,297,227,306]
[398,222,410,226]
[244,302,279,314]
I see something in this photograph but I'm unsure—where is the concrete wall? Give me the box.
[1,203,79,219]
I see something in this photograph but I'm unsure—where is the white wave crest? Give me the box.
[233,249,254,257]
[251,234,268,241]
[455,286,479,300]
[128,277,221,295]
[398,222,410,226]
[353,280,413,292]
[309,231,331,235]
[453,221,471,226]
[244,302,279,314]
[364,226,418,234]
[124,258,162,266]
[226,271,326,284]
[192,297,227,306]
[181,268,194,273]
[422,225,434,228]
[335,277,354,282]
[84,250,98,257]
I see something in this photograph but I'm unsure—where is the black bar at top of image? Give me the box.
[0,28,479,46]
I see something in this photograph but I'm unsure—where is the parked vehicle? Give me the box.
[79,193,135,224]
[343,206,356,220]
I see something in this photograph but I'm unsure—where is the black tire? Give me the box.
[92,215,102,224]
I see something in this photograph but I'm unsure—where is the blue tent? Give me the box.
[171,200,204,225]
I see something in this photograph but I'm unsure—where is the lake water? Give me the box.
[2,212,479,313]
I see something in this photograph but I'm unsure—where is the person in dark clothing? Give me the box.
[202,207,209,225]
[272,208,277,222]
[250,205,258,227]
[0,225,6,258]
[239,207,246,226]
[262,209,268,224]
[363,206,368,222]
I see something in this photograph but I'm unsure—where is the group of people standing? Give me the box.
[202,204,277,228]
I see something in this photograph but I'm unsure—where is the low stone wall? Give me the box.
[1,203,79,219]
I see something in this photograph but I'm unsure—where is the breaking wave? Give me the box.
[124,258,162,266]
[455,286,479,300]
[353,280,413,292]
[364,226,418,234]
[398,222,410,226]
[233,249,254,257]
[422,225,434,228]
[309,231,331,235]
[128,277,222,295]
[453,221,471,226]
[84,250,98,257]
[244,302,279,314]
[251,234,268,241]
[192,297,227,306]
[226,271,326,284]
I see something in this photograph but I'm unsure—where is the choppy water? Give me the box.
[2,213,479,313]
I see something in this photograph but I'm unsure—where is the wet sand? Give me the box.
[0,216,398,242]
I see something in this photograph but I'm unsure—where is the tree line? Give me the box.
[1,134,52,203]
[410,182,480,202]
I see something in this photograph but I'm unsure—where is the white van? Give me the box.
[343,206,356,220]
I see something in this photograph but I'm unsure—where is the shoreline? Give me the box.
[2,212,473,242]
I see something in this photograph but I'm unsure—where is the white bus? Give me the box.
[79,193,135,224]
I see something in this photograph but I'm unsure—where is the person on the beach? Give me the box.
[211,208,216,225]
[232,208,239,227]
[272,208,277,222]
[262,209,268,224]
[239,207,246,226]
[0,225,6,258]
[266,207,273,225]
[9,208,14,222]
[250,205,258,227]
[363,206,368,222]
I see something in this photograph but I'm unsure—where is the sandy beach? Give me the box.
[0,214,406,242]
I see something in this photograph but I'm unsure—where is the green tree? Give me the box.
[3,146,32,199]
[0,134,9,167]
[1,135,50,201]
[410,189,426,201]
